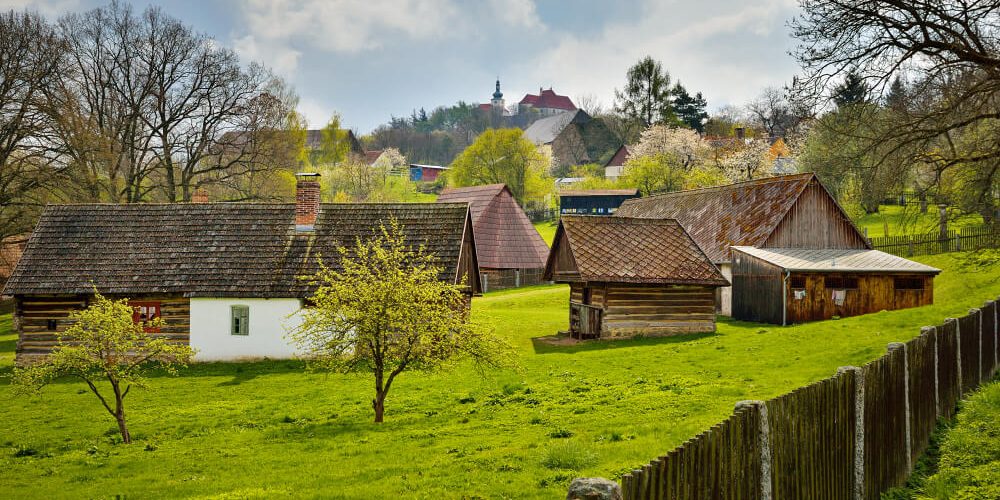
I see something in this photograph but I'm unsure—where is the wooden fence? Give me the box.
[613,299,1000,499]
[870,225,1000,257]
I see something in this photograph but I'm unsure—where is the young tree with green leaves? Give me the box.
[448,128,550,206]
[614,56,678,126]
[289,220,515,423]
[12,292,194,444]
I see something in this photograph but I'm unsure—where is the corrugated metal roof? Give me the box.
[731,246,941,274]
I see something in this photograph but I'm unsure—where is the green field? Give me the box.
[533,220,558,246]
[853,205,984,238]
[2,253,999,498]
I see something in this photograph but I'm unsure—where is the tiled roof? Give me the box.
[524,109,591,145]
[547,216,728,286]
[615,173,818,263]
[437,184,549,270]
[4,203,474,297]
[519,89,576,110]
[732,246,940,274]
[363,150,384,165]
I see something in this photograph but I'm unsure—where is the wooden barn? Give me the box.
[437,184,550,291]
[615,173,871,316]
[3,174,480,363]
[731,246,940,325]
[544,216,729,339]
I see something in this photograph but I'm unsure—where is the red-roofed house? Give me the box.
[437,184,550,291]
[519,87,577,116]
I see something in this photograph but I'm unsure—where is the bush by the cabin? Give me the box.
[1,252,1000,497]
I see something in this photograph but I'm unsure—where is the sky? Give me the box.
[3,0,803,133]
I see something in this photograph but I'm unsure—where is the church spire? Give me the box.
[493,78,503,99]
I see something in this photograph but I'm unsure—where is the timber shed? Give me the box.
[731,246,941,325]
[615,173,870,316]
[544,216,729,339]
[437,184,550,291]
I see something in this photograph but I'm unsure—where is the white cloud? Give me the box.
[516,0,800,112]
[0,0,80,17]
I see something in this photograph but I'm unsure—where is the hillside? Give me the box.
[1,253,999,498]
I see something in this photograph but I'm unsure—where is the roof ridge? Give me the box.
[637,173,815,201]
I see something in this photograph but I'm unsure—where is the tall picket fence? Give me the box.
[869,225,1000,257]
[614,299,1000,499]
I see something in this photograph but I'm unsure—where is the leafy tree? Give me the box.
[671,83,709,132]
[629,125,708,169]
[12,292,194,444]
[448,128,550,206]
[289,220,514,423]
[615,56,678,126]
[312,113,352,166]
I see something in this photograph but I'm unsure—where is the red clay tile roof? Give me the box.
[615,173,825,263]
[4,203,477,297]
[604,145,631,167]
[519,89,576,110]
[437,184,549,270]
[545,216,728,286]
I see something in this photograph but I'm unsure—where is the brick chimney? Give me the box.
[295,172,321,231]
[191,188,209,203]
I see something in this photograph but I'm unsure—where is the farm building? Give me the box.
[559,189,640,215]
[437,184,550,291]
[615,173,871,315]
[731,246,941,325]
[4,174,480,363]
[524,109,620,169]
[544,216,729,339]
[604,145,631,180]
[409,164,448,182]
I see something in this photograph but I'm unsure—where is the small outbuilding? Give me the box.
[731,246,941,325]
[559,189,640,215]
[409,164,448,182]
[544,216,729,339]
[437,184,550,291]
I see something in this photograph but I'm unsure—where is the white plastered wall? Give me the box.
[719,263,733,316]
[189,297,304,361]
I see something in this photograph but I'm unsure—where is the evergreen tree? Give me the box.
[832,70,868,107]
[671,82,709,132]
[885,76,908,112]
[614,56,678,126]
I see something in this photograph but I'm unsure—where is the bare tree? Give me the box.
[746,87,803,138]
[0,10,66,239]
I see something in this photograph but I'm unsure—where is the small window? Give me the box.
[129,301,161,332]
[47,319,57,331]
[894,277,925,290]
[231,305,250,335]
[790,276,806,289]
[825,277,859,290]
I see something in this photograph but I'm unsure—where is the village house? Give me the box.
[544,216,728,339]
[604,145,632,180]
[3,174,480,363]
[615,173,873,315]
[437,184,549,291]
[730,246,940,324]
[518,87,577,116]
[524,109,620,169]
[559,189,640,215]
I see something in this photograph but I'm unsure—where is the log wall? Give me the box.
[15,294,190,362]
[784,273,933,324]
[568,283,717,338]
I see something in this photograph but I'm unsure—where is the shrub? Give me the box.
[541,441,598,470]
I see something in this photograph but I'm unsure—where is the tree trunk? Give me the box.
[116,410,131,444]
[372,391,386,423]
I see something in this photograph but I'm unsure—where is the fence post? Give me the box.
[950,318,963,398]
[735,400,772,500]
[973,308,983,385]
[956,233,961,251]
[922,326,940,418]
[836,366,865,500]
[939,204,949,253]
[888,343,912,474]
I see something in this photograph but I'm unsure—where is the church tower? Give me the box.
[491,78,505,111]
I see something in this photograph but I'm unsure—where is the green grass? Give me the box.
[533,220,558,246]
[853,205,984,238]
[2,253,1000,498]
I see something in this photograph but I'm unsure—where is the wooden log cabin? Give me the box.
[3,174,481,363]
[543,216,729,339]
[615,173,870,316]
[731,246,941,325]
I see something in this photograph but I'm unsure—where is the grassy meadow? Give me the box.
[532,220,558,246]
[1,253,999,498]
[853,204,984,238]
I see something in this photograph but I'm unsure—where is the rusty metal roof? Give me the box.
[615,173,818,263]
[437,184,549,270]
[732,246,941,274]
[546,216,729,286]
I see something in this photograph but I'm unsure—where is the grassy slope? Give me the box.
[853,205,983,238]
[1,253,999,498]
[533,220,558,247]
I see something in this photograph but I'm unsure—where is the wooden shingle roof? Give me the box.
[4,203,477,297]
[544,216,728,286]
[437,184,549,270]
[614,173,861,263]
